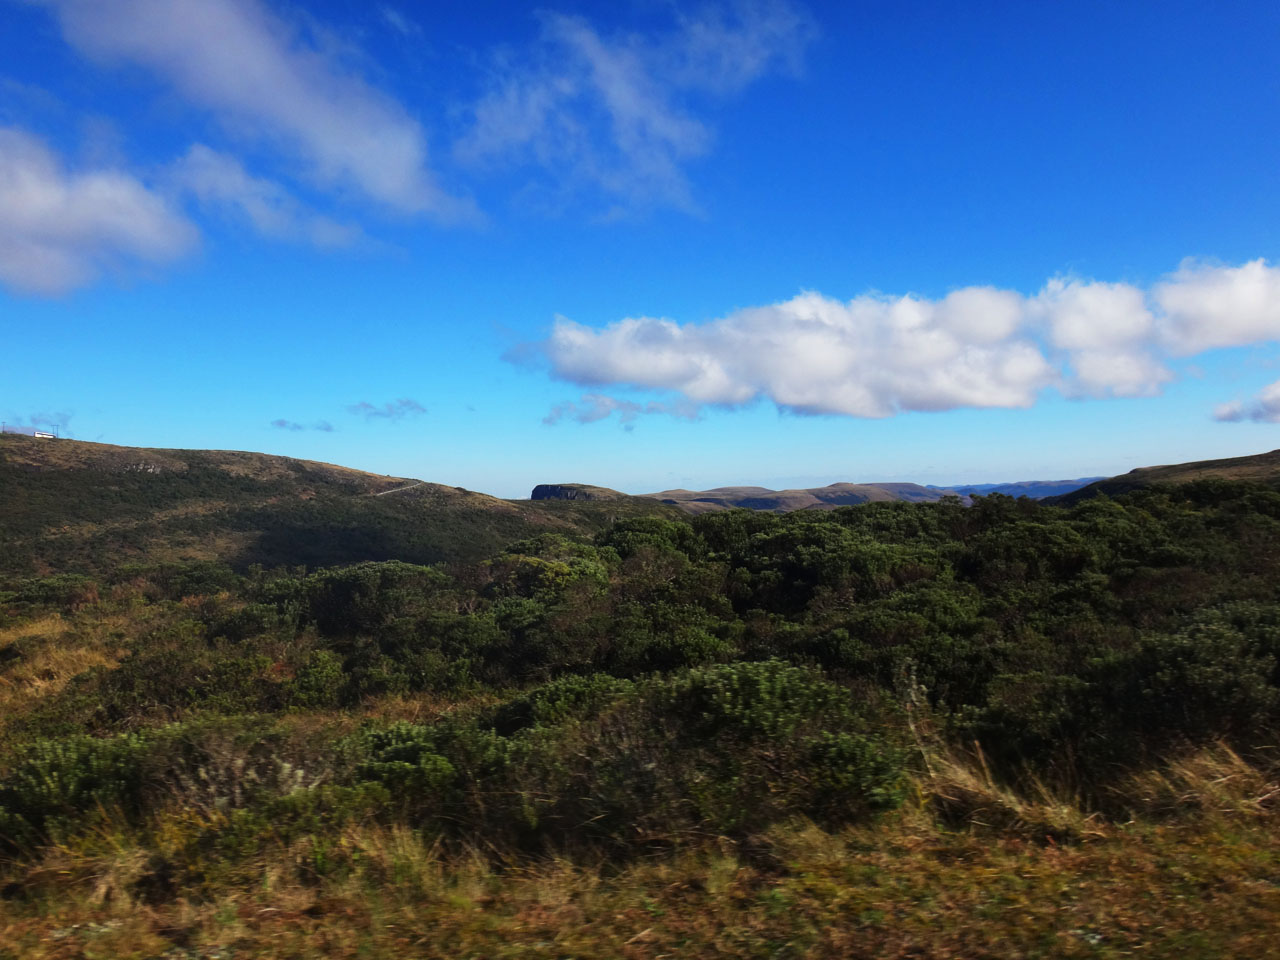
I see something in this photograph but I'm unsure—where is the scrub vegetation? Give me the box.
[4,465,1280,956]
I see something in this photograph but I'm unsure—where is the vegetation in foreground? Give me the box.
[3,478,1280,956]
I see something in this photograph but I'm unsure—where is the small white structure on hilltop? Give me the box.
[0,424,60,439]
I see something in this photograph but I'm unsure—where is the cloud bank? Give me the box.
[455,0,815,213]
[534,258,1280,421]
[0,127,196,294]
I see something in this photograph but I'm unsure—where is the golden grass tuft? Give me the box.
[0,615,126,727]
[1116,742,1280,821]
[916,742,1106,843]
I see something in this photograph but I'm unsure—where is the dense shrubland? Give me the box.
[3,480,1280,956]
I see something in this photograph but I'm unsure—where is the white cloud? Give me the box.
[544,291,1056,418]
[1033,277,1170,396]
[170,144,363,248]
[533,258,1280,421]
[37,0,470,220]
[0,126,196,295]
[1214,380,1280,423]
[1154,259,1280,354]
[455,0,815,213]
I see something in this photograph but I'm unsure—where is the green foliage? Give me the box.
[10,473,1280,873]
[654,660,856,741]
[348,664,904,850]
[489,673,633,734]
[0,735,148,850]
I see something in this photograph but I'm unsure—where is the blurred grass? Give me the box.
[3,747,1280,959]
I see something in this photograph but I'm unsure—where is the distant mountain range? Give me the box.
[532,477,1106,514]
[926,478,1106,499]
[532,453,1280,514]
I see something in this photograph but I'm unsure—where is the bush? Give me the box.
[0,735,149,850]
[350,663,905,852]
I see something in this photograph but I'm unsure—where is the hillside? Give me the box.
[1055,449,1280,504]
[5,472,1280,956]
[642,481,959,514]
[0,434,675,576]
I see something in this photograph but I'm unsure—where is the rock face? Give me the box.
[530,483,626,502]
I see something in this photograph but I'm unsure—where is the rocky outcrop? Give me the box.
[530,483,626,502]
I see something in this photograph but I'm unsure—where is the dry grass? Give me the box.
[919,743,1106,843]
[1117,742,1280,820]
[5,810,1280,959]
[0,614,126,726]
[5,749,1280,958]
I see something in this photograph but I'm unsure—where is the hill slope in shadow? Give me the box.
[1,435,675,576]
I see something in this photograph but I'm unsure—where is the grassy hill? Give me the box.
[1055,449,1280,504]
[0,434,675,576]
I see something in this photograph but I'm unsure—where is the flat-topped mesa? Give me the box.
[530,483,627,502]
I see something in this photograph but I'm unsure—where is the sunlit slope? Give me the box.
[1056,449,1280,504]
[0,435,675,575]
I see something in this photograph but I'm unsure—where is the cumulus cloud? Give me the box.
[0,126,197,295]
[543,393,699,426]
[37,0,470,220]
[455,0,815,213]
[171,144,363,248]
[1033,277,1171,397]
[1154,259,1280,354]
[270,418,334,432]
[348,398,426,421]
[543,291,1056,418]
[532,258,1280,421]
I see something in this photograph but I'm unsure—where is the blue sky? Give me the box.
[2,0,1280,497]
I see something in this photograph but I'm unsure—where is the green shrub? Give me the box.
[0,735,149,850]
[489,673,633,734]
[287,649,347,709]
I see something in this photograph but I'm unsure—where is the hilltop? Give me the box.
[1055,449,1280,504]
[530,477,1101,514]
[0,434,675,576]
